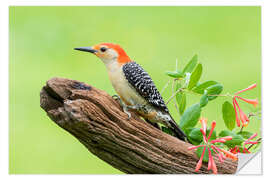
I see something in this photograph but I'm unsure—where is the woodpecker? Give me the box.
[74,43,186,141]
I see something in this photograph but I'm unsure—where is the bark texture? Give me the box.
[40,77,238,174]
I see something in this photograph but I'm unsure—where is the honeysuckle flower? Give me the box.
[188,119,237,174]
[233,83,258,127]
[200,117,208,143]
[200,117,207,133]
[235,96,258,108]
[195,146,206,171]
[218,147,238,161]
[208,147,217,174]
[243,133,258,153]
[235,83,257,95]
[229,133,259,154]
[229,146,240,154]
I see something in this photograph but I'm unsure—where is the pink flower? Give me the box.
[234,83,257,95]
[219,148,238,161]
[233,83,258,127]
[229,146,240,154]
[229,133,259,154]
[236,96,258,108]
[200,117,207,134]
[243,133,258,153]
[188,120,237,174]
[195,146,206,171]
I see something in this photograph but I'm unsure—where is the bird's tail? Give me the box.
[168,115,187,142]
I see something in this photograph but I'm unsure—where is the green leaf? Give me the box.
[183,72,191,88]
[205,84,223,100]
[187,128,202,145]
[189,128,217,142]
[182,55,198,75]
[184,127,195,136]
[188,137,202,145]
[165,71,183,78]
[161,126,174,136]
[175,83,186,115]
[177,94,186,115]
[179,103,201,130]
[189,128,203,142]
[196,144,210,162]
[222,101,236,131]
[188,128,217,145]
[199,91,208,108]
[219,130,244,148]
[188,63,203,89]
[192,81,218,94]
[237,131,254,139]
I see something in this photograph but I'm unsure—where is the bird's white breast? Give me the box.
[105,61,147,106]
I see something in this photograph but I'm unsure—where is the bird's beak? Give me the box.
[74,47,98,53]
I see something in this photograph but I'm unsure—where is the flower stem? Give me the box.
[239,125,244,133]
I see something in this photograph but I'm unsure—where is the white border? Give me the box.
[0,0,9,179]
[1,0,269,180]
[4,0,267,6]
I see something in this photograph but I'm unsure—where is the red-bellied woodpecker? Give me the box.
[74,43,186,141]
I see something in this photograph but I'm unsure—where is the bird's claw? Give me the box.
[123,106,132,119]
[112,94,120,100]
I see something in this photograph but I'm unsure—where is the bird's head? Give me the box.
[74,43,131,65]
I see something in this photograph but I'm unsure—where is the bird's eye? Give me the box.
[100,47,107,52]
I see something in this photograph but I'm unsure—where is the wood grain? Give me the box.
[40,77,237,174]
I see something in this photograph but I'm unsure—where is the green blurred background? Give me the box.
[9,6,261,174]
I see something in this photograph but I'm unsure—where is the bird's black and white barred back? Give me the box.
[122,62,169,113]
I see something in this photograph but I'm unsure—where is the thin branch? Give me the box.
[166,81,184,105]
[172,79,180,115]
[161,80,171,95]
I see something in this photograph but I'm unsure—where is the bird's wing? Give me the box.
[122,62,169,113]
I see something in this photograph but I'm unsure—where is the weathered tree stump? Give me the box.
[40,77,238,174]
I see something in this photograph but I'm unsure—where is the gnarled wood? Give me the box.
[40,77,238,174]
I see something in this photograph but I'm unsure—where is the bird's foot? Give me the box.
[112,95,126,108]
[124,104,148,119]
[123,106,132,119]
[112,94,120,100]
[112,95,147,119]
